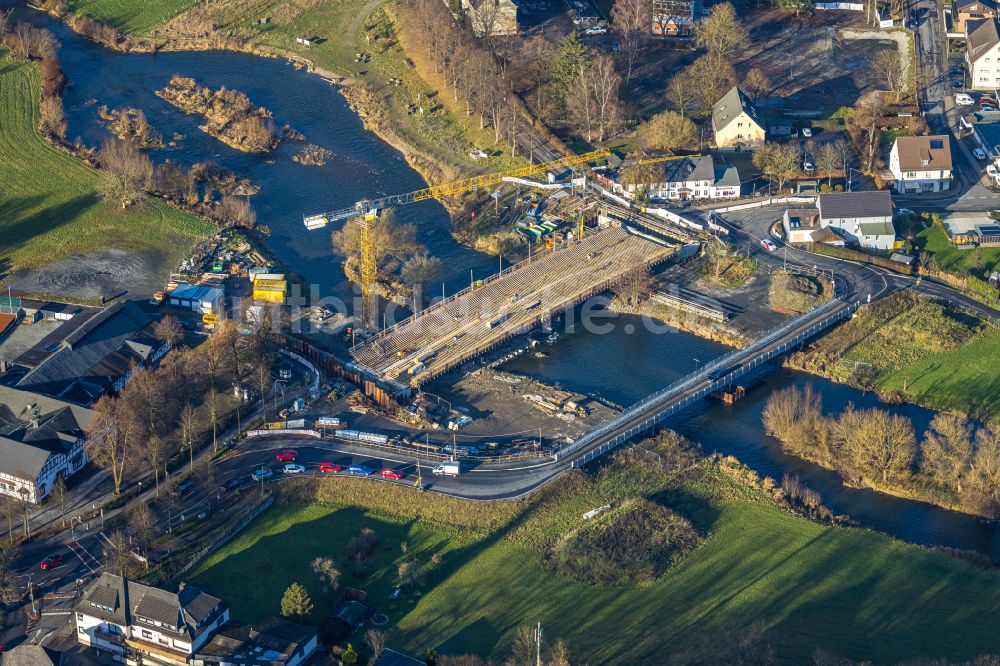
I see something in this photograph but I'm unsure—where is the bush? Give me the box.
[834,184,844,192]
[545,498,700,585]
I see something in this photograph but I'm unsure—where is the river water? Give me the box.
[16,7,1000,557]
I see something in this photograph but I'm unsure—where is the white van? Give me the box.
[956,93,975,106]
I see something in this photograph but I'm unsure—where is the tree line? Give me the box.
[86,318,274,497]
[764,386,1000,518]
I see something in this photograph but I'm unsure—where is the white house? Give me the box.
[0,386,92,504]
[889,135,953,193]
[817,191,897,250]
[967,18,1000,90]
[711,86,766,150]
[76,574,230,665]
[618,155,741,201]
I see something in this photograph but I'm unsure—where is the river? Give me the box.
[16,7,1000,557]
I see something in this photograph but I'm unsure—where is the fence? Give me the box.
[166,496,274,585]
[815,2,863,9]
[651,290,728,322]
[562,298,855,464]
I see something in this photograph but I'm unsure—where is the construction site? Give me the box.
[301,151,702,397]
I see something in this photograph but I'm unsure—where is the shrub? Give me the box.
[545,498,700,585]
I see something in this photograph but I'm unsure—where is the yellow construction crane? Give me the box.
[577,153,698,241]
[304,149,611,329]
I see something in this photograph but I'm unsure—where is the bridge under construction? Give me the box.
[350,223,678,387]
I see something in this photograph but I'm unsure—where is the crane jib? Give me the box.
[302,149,612,230]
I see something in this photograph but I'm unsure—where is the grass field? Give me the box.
[66,0,197,34]
[915,222,1000,278]
[0,55,211,278]
[878,329,1000,418]
[796,294,1000,418]
[188,459,1000,665]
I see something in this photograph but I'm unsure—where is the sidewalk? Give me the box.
[18,351,321,553]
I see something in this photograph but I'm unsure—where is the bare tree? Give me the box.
[743,67,771,102]
[665,70,698,118]
[147,435,165,497]
[752,142,801,194]
[920,413,972,495]
[840,408,916,486]
[815,142,842,186]
[216,195,257,228]
[180,402,198,472]
[694,3,749,61]
[86,396,137,496]
[98,137,152,209]
[365,629,386,664]
[52,475,67,528]
[688,54,737,110]
[103,529,133,577]
[0,543,22,604]
[206,387,220,453]
[636,111,697,153]
[569,55,622,143]
[850,91,887,172]
[126,504,155,564]
[972,425,1000,512]
[311,556,341,593]
[612,0,652,79]
[871,48,907,103]
[154,315,183,349]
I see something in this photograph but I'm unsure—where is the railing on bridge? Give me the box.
[561,297,855,465]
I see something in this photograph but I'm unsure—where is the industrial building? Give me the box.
[0,301,171,405]
[251,273,288,304]
[169,283,225,316]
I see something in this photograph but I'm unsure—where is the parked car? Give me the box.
[953,80,964,89]
[222,478,244,491]
[319,462,340,473]
[956,93,974,106]
[283,463,306,474]
[800,127,812,137]
[40,554,63,570]
[275,449,298,462]
[803,160,815,174]
[760,239,777,252]
[252,468,274,482]
[170,478,195,496]
[895,208,915,216]
[974,147,989,160]
[347,465,373,476]
[584,24,607,35]
[380,469,404,480]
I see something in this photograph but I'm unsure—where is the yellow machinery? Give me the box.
[304,150,612,329]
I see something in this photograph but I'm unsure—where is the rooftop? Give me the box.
[194,618,317,664]
[712,86,764,134]
[662,155,716,183]
[785,208,821,230]
[818,191,893,220]
[0,385,94,480]
[893,135,953,172]
[968,18,1000,63]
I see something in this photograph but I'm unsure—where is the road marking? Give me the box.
[68,540,101,574]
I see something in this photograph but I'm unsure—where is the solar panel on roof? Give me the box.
[930,139,944,149]
[978,225,1000,234]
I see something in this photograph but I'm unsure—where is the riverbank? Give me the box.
[0,52,212,295]
[609,297,749,348]
[783,291,1000,419]
[187,433,1000,663]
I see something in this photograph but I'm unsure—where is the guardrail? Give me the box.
[561,297,851,461]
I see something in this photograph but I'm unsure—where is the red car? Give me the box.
[275,449,298,462]
[380,469,404,480]
[319,462,340,473]
[40,554,63,570]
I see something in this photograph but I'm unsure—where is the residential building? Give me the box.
[0,301,171,405]
[1,643,60,666]
[652,0,695,37]
[617,155,741,201]
[889,135,953,193]
[711,86,766,150]
[782,208,822,244]
[0,385,92,503]
[956,0,999,36]
[75,573,230,666]
[192,618,318,666]
[966,18,1000,89]
[462,0,518,37]
[817,191,897,250]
